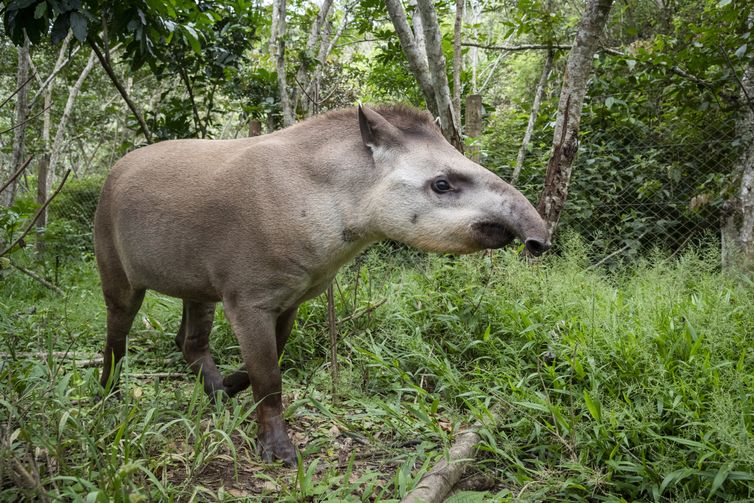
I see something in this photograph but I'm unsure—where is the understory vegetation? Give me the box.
[2,238,753,501]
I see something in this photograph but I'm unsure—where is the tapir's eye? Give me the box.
[432,178,452,193]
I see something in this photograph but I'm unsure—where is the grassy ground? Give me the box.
[1,238,753,501]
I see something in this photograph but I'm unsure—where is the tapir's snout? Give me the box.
[525,238,551,257]
[491,181,551,256]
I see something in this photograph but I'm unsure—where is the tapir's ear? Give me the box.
[358,105,400,150]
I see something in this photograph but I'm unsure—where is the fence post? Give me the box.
[465,94,482,162]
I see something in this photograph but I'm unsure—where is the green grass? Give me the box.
[1,237,753,501]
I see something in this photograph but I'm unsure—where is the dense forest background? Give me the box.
[2,0,754,501]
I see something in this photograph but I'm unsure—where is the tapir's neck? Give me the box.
[264,123,383,290]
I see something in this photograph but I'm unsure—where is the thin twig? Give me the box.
[587,231,649,269]
[718,43,754,115]
[8,262,65,295]
[0,72,36,110]
[0,170,71,257]
[0,156,33,195]
[28,45,82,110]
[338,299,387,324]
[0,103,52,136]
[293,74,318,107]
[462,42,572,51]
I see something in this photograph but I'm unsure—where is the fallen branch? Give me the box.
[400,425,482,503]
[129,372,185,379]
[0,170,71,257]
[0,352,101,366]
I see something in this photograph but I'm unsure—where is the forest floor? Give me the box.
[1,237,753,502]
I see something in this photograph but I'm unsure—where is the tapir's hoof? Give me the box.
[257,419,297,466]
[222,371,251,398]
[258,437,297,467]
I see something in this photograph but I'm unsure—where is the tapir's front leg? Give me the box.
[222,297,296,465]
[223,306,298,397]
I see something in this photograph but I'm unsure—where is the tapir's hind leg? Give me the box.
[176,301,226,398]
[100,284,145,394]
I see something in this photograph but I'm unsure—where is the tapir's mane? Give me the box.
[308,104,441,138]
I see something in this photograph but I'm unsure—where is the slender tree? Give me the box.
[537,0,614,236]
[511,50,553,185]
[5,38,31,207]
[271,0,295,127]
[384,0,463,152]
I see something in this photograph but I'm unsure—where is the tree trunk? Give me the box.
[271,0,295,127]
[410,0,429,70]
[416,0,463,152]
[511,50,554,185]
[465,94,482,162]
[306,10,349,116]
[5,38,31,207]
[724,54,754,268]
[384,0,439,117]
[248,119,262,137]
[452,0,464,127]
[537,0,614,237]
[49,51,97,176]
[292,0,334,111]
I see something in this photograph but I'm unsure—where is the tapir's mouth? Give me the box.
[471,221,516,249]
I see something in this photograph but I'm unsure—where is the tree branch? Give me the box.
[1,170,71,257]
[0,156,33,195]
[88,39,153,143]
[462,42,573,51]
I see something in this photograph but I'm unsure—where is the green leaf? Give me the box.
[50,12,70,44]
[605,96,615,110]
[182,25,201,54]
[69,11,87,42]
[583,389,602,421]
[34,2,47,19]
[735,44,747,59]
[709,464,730,498]
[482,323,491,342]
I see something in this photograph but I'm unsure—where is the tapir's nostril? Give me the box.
[525,238,551,257]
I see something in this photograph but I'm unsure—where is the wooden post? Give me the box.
[35,155,49,256]
[465,94,482,162]
[248,119,262,137]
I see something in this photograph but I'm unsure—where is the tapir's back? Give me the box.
[94,136,304,300]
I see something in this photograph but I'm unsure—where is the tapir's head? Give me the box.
[359,105,550,256]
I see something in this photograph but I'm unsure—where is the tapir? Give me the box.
[93,104,550,465]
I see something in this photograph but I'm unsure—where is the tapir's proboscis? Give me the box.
[94,105,550,465]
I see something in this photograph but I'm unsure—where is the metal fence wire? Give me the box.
[4,102,738,269]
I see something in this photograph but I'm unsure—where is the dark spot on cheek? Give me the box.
[300,210,307,217]
[411,214,418,224]
[342,228,357,242]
